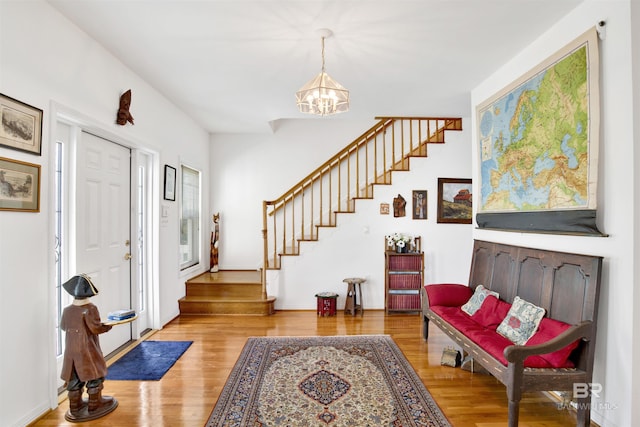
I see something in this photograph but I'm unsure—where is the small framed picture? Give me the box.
[0,93,43,155]
[0,156,40,212]
[163,165,176,201]
[437,178,472,224]
[412,190,427,220]
[380,202,389,215]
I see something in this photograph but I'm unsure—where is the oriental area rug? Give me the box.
[206,335,451,427]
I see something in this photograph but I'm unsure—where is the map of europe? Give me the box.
[478,43,592,213]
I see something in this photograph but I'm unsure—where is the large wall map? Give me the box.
[476,28,602,235]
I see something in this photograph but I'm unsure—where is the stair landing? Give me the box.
[178,270,276,315]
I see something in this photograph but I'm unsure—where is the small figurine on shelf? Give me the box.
[210,212,220,273]
[60,274,118,422]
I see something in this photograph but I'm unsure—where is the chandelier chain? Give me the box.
[321,37,326,73]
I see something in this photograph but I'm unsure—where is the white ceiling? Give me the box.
[48,0,583,134]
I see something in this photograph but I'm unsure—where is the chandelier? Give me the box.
[296,29,349,116]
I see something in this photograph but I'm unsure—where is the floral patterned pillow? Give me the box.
[497,296,546,345]
[460,285,499,315]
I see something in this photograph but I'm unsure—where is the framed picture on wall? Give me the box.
[164,164,176,201]
[0,93,43,156]
[412,190,427,220]
[0,156,40,212]
[437,178,472,224]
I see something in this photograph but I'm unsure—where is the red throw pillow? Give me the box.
[424,284,473,307]
[470,295,511,330]
[524,317,580,368]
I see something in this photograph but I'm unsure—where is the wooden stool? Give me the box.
[315,292,338,317]
[343,277,365,316]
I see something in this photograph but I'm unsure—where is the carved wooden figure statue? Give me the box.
[60,274,118,422]
[210,213,220,273]
[393,194,406,217]
[116,89,134,125]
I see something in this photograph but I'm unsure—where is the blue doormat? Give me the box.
[106,340,193,381]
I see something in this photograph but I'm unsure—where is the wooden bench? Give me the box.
[421,240,603,426]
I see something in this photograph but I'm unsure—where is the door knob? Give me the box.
[124,253,132,260]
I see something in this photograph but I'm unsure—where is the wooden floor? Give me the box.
[31,311,586,427]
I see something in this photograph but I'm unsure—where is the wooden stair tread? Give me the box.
[186,270,261,285]
[180,295,275,302]
[180,270,275,316]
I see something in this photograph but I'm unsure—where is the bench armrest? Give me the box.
[423,283,473,308]
[504,321,592,363]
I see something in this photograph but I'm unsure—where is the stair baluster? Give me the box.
[261,117,462,296]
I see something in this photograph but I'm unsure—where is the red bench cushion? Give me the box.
[431,306,485,336]
[470,295,511,330]
[524,318,579,368]
[430,299,577,368]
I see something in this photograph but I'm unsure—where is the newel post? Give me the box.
[261,200,268,299]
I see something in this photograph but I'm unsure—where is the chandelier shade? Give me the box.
[296,29,349,116]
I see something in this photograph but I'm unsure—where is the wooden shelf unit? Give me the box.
[384,250,424,314]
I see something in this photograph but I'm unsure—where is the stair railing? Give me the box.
[261,117,462,289]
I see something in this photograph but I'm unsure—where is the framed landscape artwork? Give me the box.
[0,93,43,155]
[0,156,40,212]
[437,178,472,224]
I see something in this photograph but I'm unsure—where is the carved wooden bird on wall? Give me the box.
[116,89,134,125]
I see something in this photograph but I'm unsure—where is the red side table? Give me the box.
[315,292,339,317]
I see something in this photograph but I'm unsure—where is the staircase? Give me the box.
[262,117,462,276]
[178,270,275,315]
[178,117,462,316]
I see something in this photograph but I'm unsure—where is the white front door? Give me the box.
[75,131,132,356]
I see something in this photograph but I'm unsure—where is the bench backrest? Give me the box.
[468,240,603,327]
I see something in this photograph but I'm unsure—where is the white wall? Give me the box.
[0,2,210,426]
[471,1,637,425]
[631,0,640,423]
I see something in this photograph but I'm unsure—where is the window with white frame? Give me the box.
[54,138,67,357]
[180,164,200,269]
